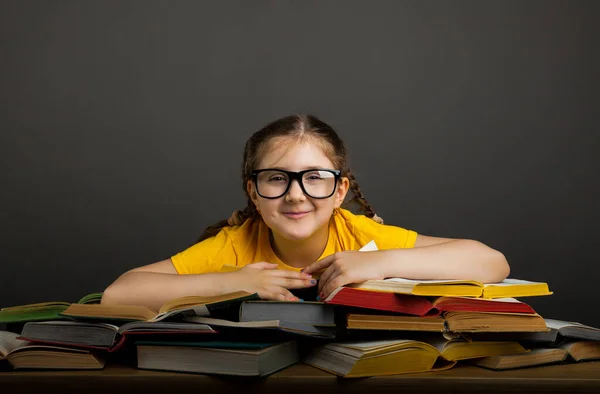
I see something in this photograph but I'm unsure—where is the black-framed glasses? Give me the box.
[251,169,341,199]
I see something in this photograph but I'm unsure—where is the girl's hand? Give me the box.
[302,251,387,299]
[233,262,317,301]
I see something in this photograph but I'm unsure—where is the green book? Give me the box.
[0,292,103,324]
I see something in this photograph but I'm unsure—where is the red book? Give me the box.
[324,287,536,316]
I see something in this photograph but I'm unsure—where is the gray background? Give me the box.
[1,1,599,326]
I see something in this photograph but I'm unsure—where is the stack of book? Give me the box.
[1,243,599,377]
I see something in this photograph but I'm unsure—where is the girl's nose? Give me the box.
[285,179,306,202]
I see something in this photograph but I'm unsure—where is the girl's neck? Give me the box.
[269,223,330,269]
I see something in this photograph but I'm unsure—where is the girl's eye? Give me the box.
[269,176,287,182]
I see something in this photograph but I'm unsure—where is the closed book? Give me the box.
[444,311,549,333]
[346,313,446,332]
[137,340,298,376]
[239,300,335,326]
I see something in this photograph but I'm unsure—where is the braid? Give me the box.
[344,171,384,224]
[196,198,259,243]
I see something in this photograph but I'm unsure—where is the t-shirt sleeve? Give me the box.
[170,230,237,275]
[351,214,418,250]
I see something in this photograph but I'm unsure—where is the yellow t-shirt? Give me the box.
[171,208,418,275]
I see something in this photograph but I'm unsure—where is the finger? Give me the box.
[274,277,317,290]
[302,254,334,275]
[317,266,337,293]
[247,262,279,270]
[268,288,298,302]
[269,269,313,280]
[321,274,346,299]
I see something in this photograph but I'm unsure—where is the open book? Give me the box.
[329,241,552,299]
[303,337,526,377]
[474,340,600,370]
[0,292,103,323]
[18,320,216,351]
[60,291,258,322]
[0,330,105,370]
[182,316,336,338]
[463,318,600,343]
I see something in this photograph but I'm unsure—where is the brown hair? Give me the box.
[196,114,383,243]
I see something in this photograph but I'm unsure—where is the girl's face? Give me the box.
[247,139,349,242]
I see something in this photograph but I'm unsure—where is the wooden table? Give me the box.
[2,361,600,393]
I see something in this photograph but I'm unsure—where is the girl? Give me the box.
[101,114,509,311]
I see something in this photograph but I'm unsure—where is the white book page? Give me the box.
[383,278,476,285]
[545,318,598,331]
[27,321,120,330]
[151,305,210,322]
[358,240,378,252]
[451,297,522,303]
[484,278,545,287]
[0,331,29,356]
[332,339,414,349]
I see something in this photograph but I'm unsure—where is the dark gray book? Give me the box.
[182,316,336,339]
[19,320,216,349]
[137,340,298,376]
[239,300,335,326]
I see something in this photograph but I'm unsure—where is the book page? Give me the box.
[451,297,522,303]
[545,319,599,331]
[383,278,481,285]
[359,240,378,252]
[484,278,546,287]
[0,331,29,357]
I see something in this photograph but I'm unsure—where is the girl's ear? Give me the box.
[334,177,350,208]
[247,180,259,207]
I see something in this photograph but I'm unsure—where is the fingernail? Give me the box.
[298,298,304,302]
[310,279,316,285]
[315,295,320,301]
[300,268,304,272]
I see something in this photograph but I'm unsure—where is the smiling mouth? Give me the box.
[282,211,311,219]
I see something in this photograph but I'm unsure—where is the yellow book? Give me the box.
[60,291,257,322]
[303,339,453,377]
[303,337,526,377]
[346,278,552,299]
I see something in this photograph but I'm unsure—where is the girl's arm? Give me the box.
[303,235,510,299]
[101,259,315,311]
[100,259,241,311]
[380,236,510,283]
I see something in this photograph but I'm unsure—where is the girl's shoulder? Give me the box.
[334,208,418,249]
